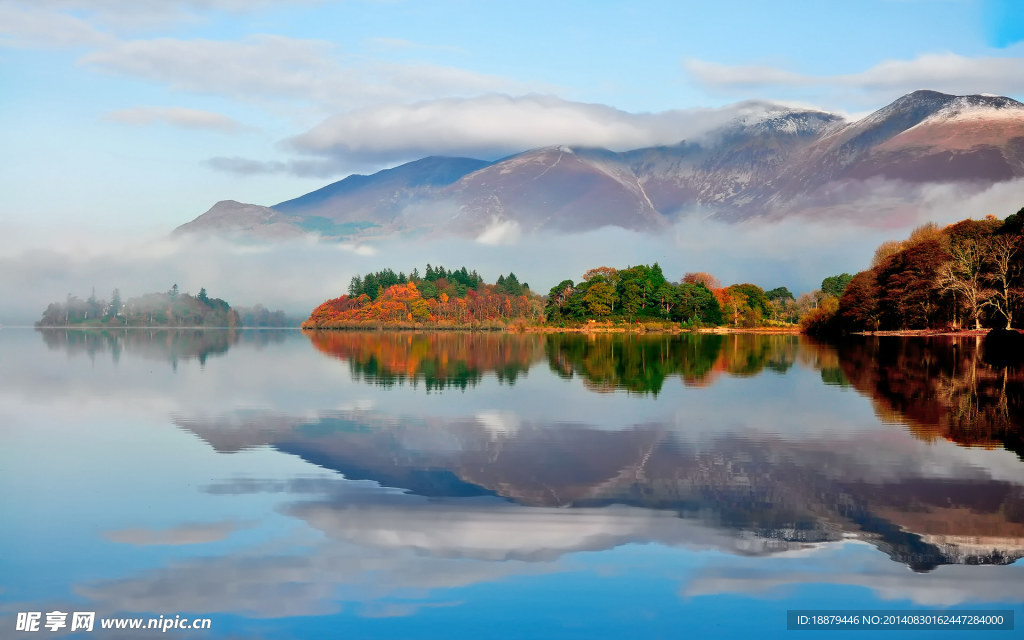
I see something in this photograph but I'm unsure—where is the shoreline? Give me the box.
[853,329,1008,337]
[30,325,299,330]
[299,322,803,335]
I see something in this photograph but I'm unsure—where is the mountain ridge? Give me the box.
[175,90,1024,238]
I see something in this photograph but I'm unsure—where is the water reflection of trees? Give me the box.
[305,332,806,394]
[545,333,799,394]
[305,331,544,391]
[36,328,288,367]
[821,336,1024,459]
[302,331,1022,458]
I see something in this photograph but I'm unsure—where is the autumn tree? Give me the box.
[716,288,747,327]
[837,270,880,332]
[981,234,1022,329]
[800,295,840,336]
[583,280,616,316]
[683,272,721,290]
[877,236,949,329]
[831,207,1024,333]
[936,237,992,329]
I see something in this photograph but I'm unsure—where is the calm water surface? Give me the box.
[1,328,1022,638]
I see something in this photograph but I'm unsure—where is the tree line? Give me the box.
[346,265,530,301]
[307,262,833,330]
[305,265,542,328]
[544,263,817,328]
[804,207,1023,334]
[36,286,292,328]
[37,285,238,328]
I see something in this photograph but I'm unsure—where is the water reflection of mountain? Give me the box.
[831,336,1024,459]
[305,331,544,390]
[175,409,1024,572]
[36,328,289,366]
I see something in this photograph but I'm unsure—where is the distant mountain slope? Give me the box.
[449,146,668,233]
[802,90,1024,183]
[174,91,1024,238]
[623,108,844,218]
[273,155,491,224]
[173,200,305,237]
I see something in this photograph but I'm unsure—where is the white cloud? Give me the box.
[80,35,526,111]
[475,219,522,245]
[205,155,343,178]
[206,156,289,175]
[81,35,340,103]
[684,59,813,89]
[0,4,110,49]
[291,501,786,562]
[0,0,327,30]
[685,53,1024,102]
[685,545,1024,606]
[288,94,811,164]
[105,106,249,132]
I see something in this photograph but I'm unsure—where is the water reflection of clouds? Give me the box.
[684,542,1024,606]
[288,500,780,562]
[103,521,254,546]
[67,496,1024,626]
[75,537,554,619]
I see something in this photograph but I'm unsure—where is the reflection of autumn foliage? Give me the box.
[303,282,536,328]
[835,336,1024,457]
[545,333,800,395]
[305,331,545,390]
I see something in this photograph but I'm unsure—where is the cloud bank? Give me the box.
[287,95,825,167]
[685,53,1024,104]
[105,106,249,132]
[81,34,529,111]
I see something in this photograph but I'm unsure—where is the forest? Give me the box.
[804,207,1024,334]
[542,264,815,327]
[303,265,543,329]
[303,262,835,330]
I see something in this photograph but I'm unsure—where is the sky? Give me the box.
[1,0,1023,320]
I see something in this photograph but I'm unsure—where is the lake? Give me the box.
[2,328,1022,638]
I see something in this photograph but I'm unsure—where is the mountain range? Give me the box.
[175,90,1024,239]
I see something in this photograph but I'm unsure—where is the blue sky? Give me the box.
[2,0,1023,236]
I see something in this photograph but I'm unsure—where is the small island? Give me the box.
[35,285,292,328]
[301,263,816,332]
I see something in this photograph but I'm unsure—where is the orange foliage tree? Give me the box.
[303,279,538,328]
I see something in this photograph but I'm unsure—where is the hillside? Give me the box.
[175,91,1024,238]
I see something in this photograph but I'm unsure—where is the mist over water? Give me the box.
[2,176,1021,325]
